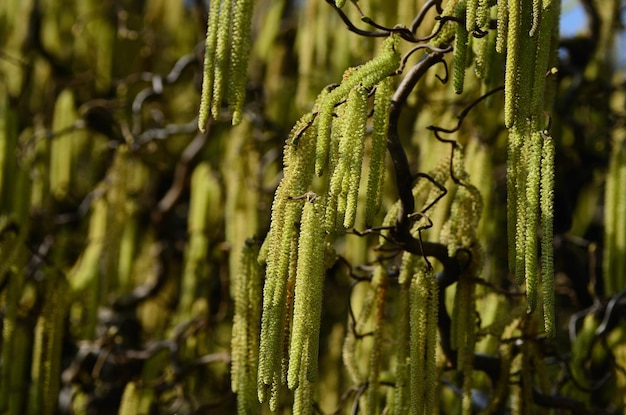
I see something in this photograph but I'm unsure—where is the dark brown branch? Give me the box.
[410,0,444,33]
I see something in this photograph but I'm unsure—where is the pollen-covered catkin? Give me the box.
[342,86,369,229]
[453,1,469,94]
[211,0,233,119]
[288,196,325,390]
[228,0,255,125]
[366,77,393,226]
[541,134,555,337]
[198,0,222,131]
[315,35,400,176]
[524,132,543,313]
[504,0,521,127]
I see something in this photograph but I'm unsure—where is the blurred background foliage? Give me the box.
[1,0,626,414]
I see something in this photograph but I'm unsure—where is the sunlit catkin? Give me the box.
[366,265,388,415]
[228,0,254,125]
[288,196,325,389]
[232,241,262,414]
[366,77,393,226]
[524,132,542,313]
[393,254,418,414]
[453,2,469,94]
[259,118,317,398]
[423,267,439,415]
[466,0,478,32]
[342,86,369,229]
[315,34,400,175]
[409,268,428,415]
[504,0,521,127]
[211,0,233,119]
[540,134,556,337]
[495,0,508,53]
[198,0,222,132]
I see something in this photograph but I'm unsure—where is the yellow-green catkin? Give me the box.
[409,265,440,415]
[258,118,316,398]
[409,268,428,415]
[524,131,542,313]
[476,0,490,29]
[472,28,491,80]
[228,0,255,125]
[198,0,222,131]
[50,89,78,199]
[232,241,262,414]
[540,134,555,337]
[28,276,68,415]
[466,0,479,32]
[118,382,140,415]
[530,0,555,120]
[179,163,215,318]
[315,35,400,176]
[504,0,521,127]
[495,0,508,53]
[423,268,439,415]
[453,1,469,94]
[366,77,393,226]
[211,0,233,119]
[366,265,388,415]
[393,253,421,414]
[341,86,369,229]
[288,197,325,389]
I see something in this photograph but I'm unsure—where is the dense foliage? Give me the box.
[1,0,626,414]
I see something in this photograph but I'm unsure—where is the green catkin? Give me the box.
[473,29,490,80]
[198,0,222,131]
[504,0,521,127]
[293,361,314,415]
[366,265,388,415]
[458,276,476,415]
[530,0,556,120]
[211,0,233,119]
[506,129,520,275]
[530,0,541,37]
[315,35,401,175]
[524,132,542,313]
[495,0,508,53]
[335,0,347,7]
[232,242,262,414]
[453,2,469,94]
[288,197,325,389]
[228,0,255,125]
[540,135,556,337]
[476,0,489,29]
[342,86,369,229]
[29,276,68,415]
[466,0,478,32]
[514,142,528,285]
[393,254,416,414]
[366,77,393,226]
[322,88,347,233]
[409,268,428,415]
[258,123,316,397]
[423,268,439,415]
[516,2,537,125]
[326,101,348,232]
[118,382,139,415]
